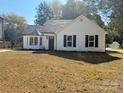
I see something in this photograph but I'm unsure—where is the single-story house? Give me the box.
[22,15,106,52]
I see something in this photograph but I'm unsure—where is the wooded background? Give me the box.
[2,0,123,48]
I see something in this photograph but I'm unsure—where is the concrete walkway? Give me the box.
[0,49,12,52]
[106,48,123,53]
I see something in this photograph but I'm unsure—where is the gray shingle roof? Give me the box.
[39,20,72,33]
[22,25,43,35]
[22,20,72,35]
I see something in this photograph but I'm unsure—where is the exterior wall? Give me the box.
[56,16,106,52]
[23,33,56,50]
[42,33,56,50]
[23,35,49,50]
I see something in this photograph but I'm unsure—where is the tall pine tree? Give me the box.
[35,2,53,25]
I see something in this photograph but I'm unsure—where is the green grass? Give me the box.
[0,51,122,93]
[111,48,123,50]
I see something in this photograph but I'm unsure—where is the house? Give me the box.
[22,15,106,52]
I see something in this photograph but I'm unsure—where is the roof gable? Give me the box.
[22,25,42,35]
[56,15,106,34]
[82,15,106,33]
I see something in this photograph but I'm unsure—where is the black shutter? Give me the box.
[95,35,98,47]
[64,35,66,47]
[73,35,76,47]
[85,35,88,47]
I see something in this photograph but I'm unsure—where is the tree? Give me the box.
[109,0,122,46]
[6,13,27,36]
[35,1,53,25]
[104,26,114,44]
[106,18,123,46]
[87,14,105,28]
[3,13,27,42]
[99,0,123,46]
[62,0,104,27]
[62,0,77,19]
[82,0,122,46]
[49,0,63,19]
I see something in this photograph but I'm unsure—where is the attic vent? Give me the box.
[80,18,83,22]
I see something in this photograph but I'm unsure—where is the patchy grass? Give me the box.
[0,51,122,93]
[111,48,123,50]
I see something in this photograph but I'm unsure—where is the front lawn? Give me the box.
[0,51,122,93]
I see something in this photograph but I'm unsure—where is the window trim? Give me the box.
[29,36,39,46]
[88,35,95,47]
[85,35,98,48]
[27,37,28,45]
[34,37,38,45]
[29,37,33,46]
[66,35,73,47]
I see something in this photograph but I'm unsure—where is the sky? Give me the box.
[0,0,110,25]
[0,0,66,25]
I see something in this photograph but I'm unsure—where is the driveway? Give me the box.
[0,49,12,52]
[106,48,123,53]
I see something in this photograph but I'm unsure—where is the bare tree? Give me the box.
[49,0,63,19]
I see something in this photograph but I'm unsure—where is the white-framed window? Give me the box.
[89,36,94,47]
[30,37,33,45]
[34,37,38,45]
[67,35,73,47]
[29,36,38,46]
[64,35,76,47]
[85,35,98,48]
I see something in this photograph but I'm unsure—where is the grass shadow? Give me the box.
[32,51,122,64]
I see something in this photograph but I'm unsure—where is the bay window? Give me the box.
[34,37,38,45]
[29,36,39,46]
[30,37,33,45]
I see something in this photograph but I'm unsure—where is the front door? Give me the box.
[49,36,54,50]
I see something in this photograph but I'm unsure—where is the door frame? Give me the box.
[48,36,54,50]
